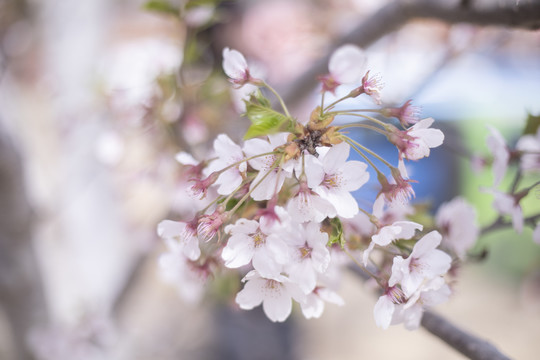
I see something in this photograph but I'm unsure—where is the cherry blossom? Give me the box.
[382,100,421,127]
[486,125,510,186]
[222,47,261,87]
[301,287,345,319]
[319,44,366,93]
[373,286,407,329]
[389,231,452,297]
[197,209,227,242]
[363,221,423,266]
[516,128,540,172]
[308,142,369,218]
[436,197,479,258]
[388,118,444,162]
[221,218,289,279]
[243,134,293,201]
[490,189,523,234]
[205,134,247,195]
[393,277,451,330]
[157,219,201,261]
[286,178,335,223]
[158,238,208,303]
[284,221,331,294]
[235,271,306,322]
[388,120,435,159]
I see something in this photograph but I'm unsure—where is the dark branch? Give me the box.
[0,126,47,360]
[421,311,511,360]
[283,0,540,106]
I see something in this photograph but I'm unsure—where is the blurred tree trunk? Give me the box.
[0,127,47,360]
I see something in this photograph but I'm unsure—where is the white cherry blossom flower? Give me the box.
[222,218,289,279]
[436,197,479,258]
[158,238,208,303]
[300,287,344,319]
[516,128,540,172]
[243,134,293,201]
[235,271,305,322]
[486,125,510,186]
[363,221,423,266]
[373,286,407,330]
[383,100,421,127]
[389,231,452,297]
[222,47,261,87]
[205,134,247,195]
[393,277,451,330]
[287,156,336,222]
[490,190,523,234]
[360,71,383,105]
[388,118,444,161]
[284,222,331,294]
[308,142,369,218]
[329,44,366,84]
[319,44,366,93]
[157,219,200,261]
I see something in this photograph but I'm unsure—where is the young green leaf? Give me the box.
[327,217,345,248]
[243,92,294,140]
[143,0,181,17]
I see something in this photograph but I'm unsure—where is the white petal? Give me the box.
[157,220,184,238]
[393,221,423,239]
[511,205,524,234]
[328,44,366,84]
[319,189,359,218]
[262,289,293,322]
[221,234,254,268]
[222,47,248,80]
[236,277,265,309]
[340,161,369,191]
[175,151,198,165]
[216,169,243,195]
[410,231,442,259]
[252,251,282,280]
[301,293,324,319]
[374,295,395,329]
[321,142,350,174]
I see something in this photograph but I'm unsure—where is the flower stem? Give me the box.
[344,248,383,286]
[229,156,283,215]
[331,112,389,129]
[343,135,394,169]
[338,123,387,135]
[263,81,292,119]
[343,137,384,176]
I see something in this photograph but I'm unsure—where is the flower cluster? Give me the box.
[156,45,472,328]
[482,125,540,240]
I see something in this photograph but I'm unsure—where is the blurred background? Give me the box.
[0,0,540,359]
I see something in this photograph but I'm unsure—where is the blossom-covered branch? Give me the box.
[284,0,540,105]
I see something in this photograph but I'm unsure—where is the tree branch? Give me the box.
[283,0,540,106]
[421,311,511,360]
[0,126,47,360]
[348,265,512,360]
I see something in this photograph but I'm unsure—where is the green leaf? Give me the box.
[143,0,181,16]
[327,217,345,248]
[523,113,540,135]
[185,0,219,10]
[243,92,293,140]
